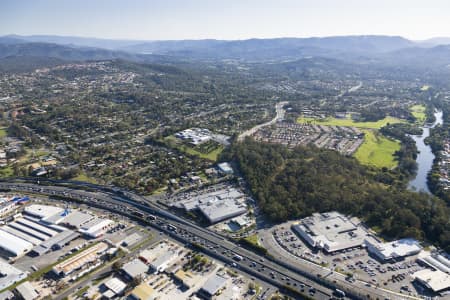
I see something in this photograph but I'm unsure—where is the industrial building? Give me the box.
[24,204,114,238]
[23,204,64,222]
[0,259,28,290]
[198,199,247,224]
[0,290,14,300]
[175,128,212,145]
[0,229,34,258]
[102,277,127,299]
[78,217,114,238]
[52,242,109,277]
[365,238,422,262]
[173,270,198,289]
[412,269,450,293]
[417,251,450,274]
[14,281,39,300]
[173,187,247,224]
[121,258,149,281]
[130,283,154,300]
[139,242,179,273]
[0,211,78,258]
[291,212,368,253]
[30,230,80,256]
[197,273,228,299]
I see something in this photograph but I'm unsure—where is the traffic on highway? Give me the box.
[0,178,355,300]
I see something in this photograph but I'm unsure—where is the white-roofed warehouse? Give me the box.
[0,229,33,258]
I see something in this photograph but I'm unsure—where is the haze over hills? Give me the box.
[1,34,450,70]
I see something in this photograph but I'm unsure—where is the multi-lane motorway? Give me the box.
[0,178,355,300]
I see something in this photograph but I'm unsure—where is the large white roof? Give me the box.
[292,212,367,252]
[413,269,450,292]
[24,205,64,220]
[0,259,27,290]
[418,251,450,274]
[198,199,246,224]
[0,229,33,256]
[79,218,113,237]
[367,238,422,260]
[104,277,127,295]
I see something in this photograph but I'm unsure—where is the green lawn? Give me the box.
[0,166,13,178]
[244,234,260,247]
[297,115,404,129]
[354,130,400,169]
[410,104,426,124]
[72,172,98,184]
[0,127,7,139]
[181,145,223,161]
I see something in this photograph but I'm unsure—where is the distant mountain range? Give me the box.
[1,34,450,69]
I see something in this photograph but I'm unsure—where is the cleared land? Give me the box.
[354,130,400,169]
[410,104,426,124]
[297,115,404,129]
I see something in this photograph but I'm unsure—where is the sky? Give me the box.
[1,0,450,41]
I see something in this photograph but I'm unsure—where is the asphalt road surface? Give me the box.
[0,178,381,300]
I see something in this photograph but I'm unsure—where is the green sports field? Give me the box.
[354,130,400,168]
[297,115,404,129]
[410,104,426,124]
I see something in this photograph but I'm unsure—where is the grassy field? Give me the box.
[297,115,404,129]
[354,130,400,168]
[72,172,98,184]
[164,136,223,161]
[0,166,13,178]
[410,104,426,124]
[0,127,7,139]
[244,234,260,247]
[182,145,223,161]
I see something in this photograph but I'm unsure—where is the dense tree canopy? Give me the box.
[224,139,450,252]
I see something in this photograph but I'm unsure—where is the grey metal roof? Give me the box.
[122,259,148,279]
[200,274,228,296]
[15,281,39,300]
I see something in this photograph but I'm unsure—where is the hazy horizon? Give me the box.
[1,0,450,41]
[4,33,443,42]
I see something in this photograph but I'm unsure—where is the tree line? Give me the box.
[222,138,450,252]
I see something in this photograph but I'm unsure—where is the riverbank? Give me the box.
[407,110,443,193]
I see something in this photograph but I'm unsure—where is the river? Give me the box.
[408,110,443,193]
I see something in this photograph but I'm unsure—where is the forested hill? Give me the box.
[223,139,450,252]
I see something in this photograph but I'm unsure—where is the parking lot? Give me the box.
[266,221,434,298]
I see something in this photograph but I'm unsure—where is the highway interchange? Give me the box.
[0,178,371,300]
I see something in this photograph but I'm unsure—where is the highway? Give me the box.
[0,178,353,300]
